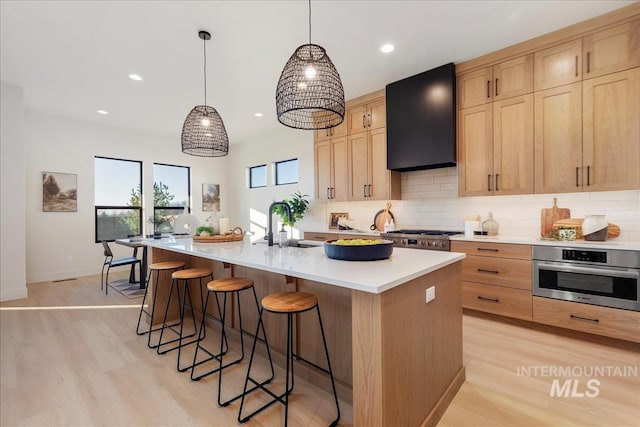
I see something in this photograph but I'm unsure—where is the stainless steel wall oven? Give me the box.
[533,246,640,312]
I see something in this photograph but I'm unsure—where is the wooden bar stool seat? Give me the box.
[239,291,340,426]
[157,267,214,373]
[191,277,274,408]
[136,261,186,349]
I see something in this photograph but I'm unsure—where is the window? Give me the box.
[249,164,267,188]
[152,163,190,233]
[94,156,142,242]
[275,158,298,185]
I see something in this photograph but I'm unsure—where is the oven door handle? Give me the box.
[535,262,640,279]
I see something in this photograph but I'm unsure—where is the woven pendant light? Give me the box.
[181,31,229,157]
[276,0,345,130]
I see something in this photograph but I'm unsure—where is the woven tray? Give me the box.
[193,227,244,243]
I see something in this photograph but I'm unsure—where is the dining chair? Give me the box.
[101,240,141,295]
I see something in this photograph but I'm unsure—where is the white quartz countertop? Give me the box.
[450,235,640,251]
[143,237,465,294]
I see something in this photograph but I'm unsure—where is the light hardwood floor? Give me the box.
[1,274,638,426]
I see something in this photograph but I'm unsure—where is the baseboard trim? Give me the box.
[0,287,28,302]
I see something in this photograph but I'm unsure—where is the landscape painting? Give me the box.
[43,172,77,212]
[202,183,220,212]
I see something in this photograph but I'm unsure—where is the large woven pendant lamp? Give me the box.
[275,0,345,130]
[181,30,229,157]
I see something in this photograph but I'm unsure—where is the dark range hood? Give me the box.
[386,63,456,172]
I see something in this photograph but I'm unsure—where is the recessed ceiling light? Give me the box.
[128,74,143,81]
[97,110,109,115]
[254,112,263,117]
[380,43,395,53]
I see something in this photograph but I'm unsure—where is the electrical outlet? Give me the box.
[426,286,435,303]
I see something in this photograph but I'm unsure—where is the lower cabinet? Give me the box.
[533,297,640,343]
[463,282,533,321]
[452,241,533,321]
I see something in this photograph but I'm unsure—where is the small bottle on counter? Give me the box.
[482,212,499,236]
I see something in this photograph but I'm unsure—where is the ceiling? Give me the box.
[1,0,634,144]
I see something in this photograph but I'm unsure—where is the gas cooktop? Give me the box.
[380,229,463,251]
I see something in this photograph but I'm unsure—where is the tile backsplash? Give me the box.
[302,167,640,242]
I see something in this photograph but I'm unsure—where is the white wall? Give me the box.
[1,83,28,301]
[25,111,229,283]
[227,127,316,241]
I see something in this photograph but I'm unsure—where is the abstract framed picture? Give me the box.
[202,183,220,212]
[43,172,77,212]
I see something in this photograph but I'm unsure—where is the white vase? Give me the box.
[582,215,607,241]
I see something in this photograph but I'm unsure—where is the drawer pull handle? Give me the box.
[477,268,499,274]
[487,80,490,98]
[570,314,599,323]
[477,248,499,252]
[478,296,499,303]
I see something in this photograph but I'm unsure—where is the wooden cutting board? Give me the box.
[553,218,621,239]
[541,198,570,237]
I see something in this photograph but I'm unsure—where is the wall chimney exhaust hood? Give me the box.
[386,63,456,172]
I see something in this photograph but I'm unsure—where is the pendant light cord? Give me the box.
[203,35,207,106]
[308,0,311,46]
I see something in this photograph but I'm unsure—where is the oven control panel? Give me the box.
[562,249,607,263]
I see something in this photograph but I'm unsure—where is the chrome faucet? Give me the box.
[267,201,292,246]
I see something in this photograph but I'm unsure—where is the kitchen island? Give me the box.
[143,237,465,427]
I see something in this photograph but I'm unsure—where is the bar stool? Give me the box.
[136,261,186,349]
[191,277,274,407]
[156,267,213,372]
[238,291,340,427]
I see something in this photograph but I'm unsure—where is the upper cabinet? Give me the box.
[458,9,640,197]
[314,93,400,202]
[535,20,640,91]
[346,97,386,133]
[458,55,533,109]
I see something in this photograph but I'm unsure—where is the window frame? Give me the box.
[274,158,299,186]
[249,164,268,188]
[152,163,191,233]
[94,156,143,243]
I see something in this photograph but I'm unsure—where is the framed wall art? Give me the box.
[202,183,220,212]
[329,212,349,229]
[43,172,77,212]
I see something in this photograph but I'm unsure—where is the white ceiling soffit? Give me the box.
[1,1,634,143]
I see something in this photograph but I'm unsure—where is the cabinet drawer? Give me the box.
[463,282,532,320]
[533,297,640,343]
[462,256,531,290]
[304,232,336,242]
[451,241,531,260]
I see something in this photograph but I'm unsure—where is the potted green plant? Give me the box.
[273,191,310,227]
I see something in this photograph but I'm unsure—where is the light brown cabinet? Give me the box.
[314,136,348,201]
[535,68,640,193]
[313,119,347,143]
[347,127,400,201]
[451,241,532,321]
[458,94,534,196]
[458,55,533,109]
[535,20,639,91]
[346,97,386,133]
[533,296,640,343]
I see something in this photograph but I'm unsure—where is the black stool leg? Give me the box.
[190,290,231,381]
[156,278,197,355]
[135,267,153,335]
[316,306,341,427]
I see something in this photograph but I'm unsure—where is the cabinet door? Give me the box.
[346,104,368,134]
[583,68,640,191]
[347,132,370,201]
[583,19,640,79]
[534,83,583,194]
[493,94,534,195]
[331,117,348,138]
[493,55,533,100]
[534,39,582,91]
[314,128,332,143]
[367,97,387,130]
[314,140,332,201]
[368,127,388,200]
[458,67,492,109]
[457,104,493,196]
[331,136,349,201]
